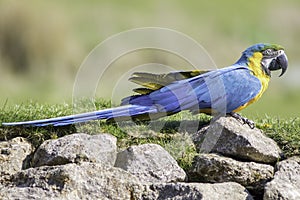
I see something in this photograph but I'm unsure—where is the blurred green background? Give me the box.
[0,0,299,118]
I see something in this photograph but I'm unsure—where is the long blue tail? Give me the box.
[2,105,157,127]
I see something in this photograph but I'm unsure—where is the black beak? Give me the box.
[268,53,288,77]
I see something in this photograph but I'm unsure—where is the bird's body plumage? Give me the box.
[2,43,288,127]
[122,66,261,114]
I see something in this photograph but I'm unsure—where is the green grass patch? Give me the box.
[0,99,299,170]
[256,116,300,157]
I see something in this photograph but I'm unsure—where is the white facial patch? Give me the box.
[261,57,274,68]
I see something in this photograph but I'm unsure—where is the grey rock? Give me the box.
[264,156,300,200]
[0,162,145,200]
[189,153,273,193]
[115,143,187,183]
[143,182,253,200]
[194,117,281,164]
[0,137,33,175]
[32,133,117,167]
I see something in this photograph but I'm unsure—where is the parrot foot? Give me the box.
[228,112,255,129]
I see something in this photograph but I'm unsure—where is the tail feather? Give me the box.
[2,105,156,127]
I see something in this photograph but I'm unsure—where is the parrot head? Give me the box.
[238,43,288,77]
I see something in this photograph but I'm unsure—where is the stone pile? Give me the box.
[0,117,299,200]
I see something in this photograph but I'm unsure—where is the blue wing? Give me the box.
[122,65,262,114]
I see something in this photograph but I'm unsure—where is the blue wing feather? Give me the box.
[123,65,261,114]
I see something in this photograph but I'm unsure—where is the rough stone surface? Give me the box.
[188,153,273,194]
[264,156,300,200]
[115,143,187,183]
[0,128,293,199]
[32,133,117,167]
[143,182,253,200]
[193,117,282,164]
[0,162,145,200]
[0,161,254,200]
[0,137,33,175]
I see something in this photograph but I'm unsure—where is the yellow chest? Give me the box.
[234,52,270,112]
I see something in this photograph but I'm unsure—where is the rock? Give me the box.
[264,156,300,200]
[193,117,281,164]
[0,161,253,200]
[143,182,253,200]
[0,162,145,200]
[0,137,33,175]
[188,153,273,196]
[115,143,187,183]
[32,133,117,167]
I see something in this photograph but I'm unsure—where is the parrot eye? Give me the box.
[263,49,273,55]
[262,49,278,57]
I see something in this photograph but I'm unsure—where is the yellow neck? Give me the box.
[234,52,270,112]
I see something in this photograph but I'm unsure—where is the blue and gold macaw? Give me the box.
[2,43,288,128]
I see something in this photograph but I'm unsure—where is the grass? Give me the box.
[256,117,300,157]
[0,99,299,170]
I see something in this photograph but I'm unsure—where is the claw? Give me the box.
[229,112,255,129]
